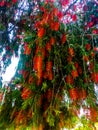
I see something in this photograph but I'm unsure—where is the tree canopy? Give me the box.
[0,0,98,130]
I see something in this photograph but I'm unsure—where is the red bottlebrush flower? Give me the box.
[85,108,97,122]
[91,51,95,58]
[43,71,48,79]
[0,1,5,6]
[0,92,3,102]
[49,37,55,45]
[61,34,66,44]
[57,11,63,20]
[54,21,60,31]
[67,56,72,63]
[46,61,53,71]
[74,62,79,69]
[91,72,98,84]
[89,108,97,122]
[92,29,98,34]
[72,14,77,21]
[21,88,32,100]
[12,0,17,3]
[48,71,53,80]
[50,21,60,31]
[36,77,42,86]
[85,43,91,51]
[83,55,89,62]
[69,88,78,100]
[28,75,34,84]
[87,22,94,28]
[37,28,45,38]
[61,0,69,6]
[45,42,52,52]
[79,88,87,100]
[68,48,74,57]
[36,70,43,79]
[53,8,58,16]
[24,44,31,55]
[33,55,43,71]
[94,47,98,52]
[71,70,78,79]
[65,75,73,84]
[35,46,46,59]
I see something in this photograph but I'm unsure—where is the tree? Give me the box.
[0,0,98,130]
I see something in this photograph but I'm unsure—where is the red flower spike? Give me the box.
[61,34,66,44]
[54,21,60,31]
[46,61,53,71]
[65,75,73,84]
[21,88,32,100]
[12,0,17,3]
[45,42,52,52]
[72,14,77,21]
[24,45,31,55]
[33,55,43,71]
[48,71,53,80]
[57,11,63,20]
[71,70,78,79]
[37,28,45,38]
[0,1,5,6]
[94,47,98,52]
[91,72,98,84]
[74,62,79,69]
[85,43,91,51]
[68,48,74,57]
[50,37,55,45]
[69,88,78,100]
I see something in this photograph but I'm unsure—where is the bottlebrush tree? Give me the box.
[0,0,98,130]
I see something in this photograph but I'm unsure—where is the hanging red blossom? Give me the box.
[72,14,77,21]
[37,28,46,38]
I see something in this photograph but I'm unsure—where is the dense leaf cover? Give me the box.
[0,0,98,130]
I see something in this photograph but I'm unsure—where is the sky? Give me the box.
[2,56,19,84]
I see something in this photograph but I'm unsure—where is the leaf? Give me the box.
[47,113,55,127]
[41,82,48,91]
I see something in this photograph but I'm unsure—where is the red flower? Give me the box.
[72,14,77,21]
[0,1,5,6]
[12,0,17,3]
[94,47,98,52]
[85,43,91,51]
[37,28,45,38]
[57,11,63,20]
[71,70,78,78]
[21,88,32,100]
[45,42,52,52]
[61,0,69,6]
[74,62,79,69]
[61,34,66,44]
[92,29,98,34]
[50,21,60,31]
[49,37,55,45]
[24,44,31,55]
[69,88,78,100]
[33,55,43,71]
[54,21,60,31]
[68,48,74,57]
[91,72,98,84]
[65,75,73,84]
